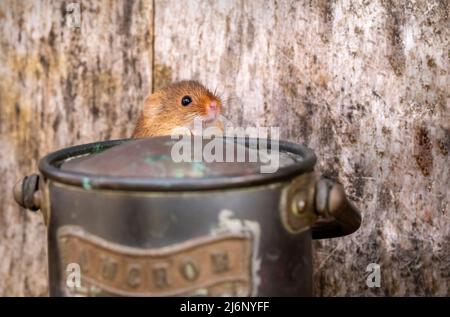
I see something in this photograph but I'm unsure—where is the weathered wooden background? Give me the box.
[0,0,448,296]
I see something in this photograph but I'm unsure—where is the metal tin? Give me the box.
[13,136,361,296]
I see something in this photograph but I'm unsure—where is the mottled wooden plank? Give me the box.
[154,0,449,295]
[0,0,153,295]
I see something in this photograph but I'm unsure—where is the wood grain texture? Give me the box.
[154,0,449,295]
[0,0,153,295]
[0,0,448,296]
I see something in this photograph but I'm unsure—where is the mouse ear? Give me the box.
[142,91,163,118]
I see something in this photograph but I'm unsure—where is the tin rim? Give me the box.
[38,137,317,191]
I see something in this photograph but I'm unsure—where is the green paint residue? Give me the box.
[91,144,104,154]
[191,162,207,177]
[144,155,170,165]
[173,168,184,178]
[82,177,92,190]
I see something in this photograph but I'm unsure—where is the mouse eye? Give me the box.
[181,96,192,106]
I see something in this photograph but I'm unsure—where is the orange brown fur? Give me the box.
[132,80,222,138]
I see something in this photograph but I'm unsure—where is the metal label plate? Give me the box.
[58,226,253,296]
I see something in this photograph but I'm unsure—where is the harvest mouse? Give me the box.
[132,80,223,138]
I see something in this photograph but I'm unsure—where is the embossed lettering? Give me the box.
[58,227,253,296]
[100,255,118,281]
[211,251,230,273]
[126,264,141,288]
[152,265,169,289]
[180,260,199,281]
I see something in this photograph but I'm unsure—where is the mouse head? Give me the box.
[145,80,222,126]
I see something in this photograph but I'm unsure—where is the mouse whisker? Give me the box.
[222,97,237,105]
[217,93,230,103]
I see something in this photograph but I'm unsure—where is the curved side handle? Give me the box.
[312,178,362,239]
[13,174,41,211]
[279,173,362,238]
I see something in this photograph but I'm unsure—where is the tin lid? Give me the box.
[39,136,316,191]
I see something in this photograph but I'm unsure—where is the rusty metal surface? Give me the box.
[27,137,360,296]
[12,137,362,296]
[13,137,361,296]
[61,137,291,178]
[279,172,318,234]
[39,137,317,191]
[59,226,253,296]
[280,173,362,239]
[13,174,41,211]
[47,181,313,297]
[312,178,362,239]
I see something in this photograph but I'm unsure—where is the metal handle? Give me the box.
[280,173,362,239]
[312,178,361,239]
[13,174,41,211]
